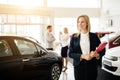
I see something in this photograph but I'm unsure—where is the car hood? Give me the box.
[105,46,120,56]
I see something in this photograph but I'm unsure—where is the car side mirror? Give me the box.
[34,51,40,57]
[39,50,43,54]
[34,50,46,57]
[39,50,46,56]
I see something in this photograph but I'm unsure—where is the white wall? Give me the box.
[101,0,120,32]
[102,0,120,15]
[51,8,100,18]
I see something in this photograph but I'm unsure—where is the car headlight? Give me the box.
[104,55,118,61]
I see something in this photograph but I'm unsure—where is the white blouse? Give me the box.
[60,34,69,47]
[46,31,55,48]
[80,32,90,54]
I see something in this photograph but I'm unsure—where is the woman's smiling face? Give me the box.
[77,17,87,32]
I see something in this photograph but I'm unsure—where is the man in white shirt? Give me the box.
[46,25,55,50]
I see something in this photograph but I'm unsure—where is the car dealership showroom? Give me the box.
[0,0,120,80]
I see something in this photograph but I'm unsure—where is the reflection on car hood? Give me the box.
[100,32,120,42]
[42,51,59,59]
[48,51,60,56]
[106,46,120,56]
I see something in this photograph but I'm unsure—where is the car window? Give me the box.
[36,44,46,53]
[0,40,13,57]
[114,37,120,44]
[14,39,37,55]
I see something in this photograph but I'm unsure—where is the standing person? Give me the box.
[46,25,55,50]
[69,15,105,80]
[59,27,69,72]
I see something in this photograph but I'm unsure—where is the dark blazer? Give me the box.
[69,32,105,66]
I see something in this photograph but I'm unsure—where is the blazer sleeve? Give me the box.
[68,34,81,61]
[95,34,106,65]
[95,34,105,56]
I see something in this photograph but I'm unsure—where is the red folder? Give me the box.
[95,42,107,53]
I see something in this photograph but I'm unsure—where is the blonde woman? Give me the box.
[69,15,105,80]
[59,27,69,72]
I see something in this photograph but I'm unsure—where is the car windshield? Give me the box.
[37,43,48,53]
[24,36,48,52]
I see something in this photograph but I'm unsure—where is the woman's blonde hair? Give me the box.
[77,14,91,32]
[64,27,68,34]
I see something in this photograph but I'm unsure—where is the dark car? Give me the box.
[0,36,62,80]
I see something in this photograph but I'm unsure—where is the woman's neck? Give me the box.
[81,30,88,34]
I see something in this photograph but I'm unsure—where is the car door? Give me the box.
[14,38,48,79]
[0,38,22,80]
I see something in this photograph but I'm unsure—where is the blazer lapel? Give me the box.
[77,34,82,53]
[89,32,92,51]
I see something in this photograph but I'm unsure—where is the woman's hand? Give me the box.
[81,51,100,61]
[90,51,100,58]
[81,54,92,61]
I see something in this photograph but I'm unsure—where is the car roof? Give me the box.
[0,35,39,43]
[0,35,29,40]
[0,35,48,52]
[0,35,25,38]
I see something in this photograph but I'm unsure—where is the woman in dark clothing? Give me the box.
[69,14,105,80]
[60,27,69,72]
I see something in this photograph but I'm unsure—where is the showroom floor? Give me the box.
[59,61,120,80]
[59,62,75,80]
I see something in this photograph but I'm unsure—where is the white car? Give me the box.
[102,46,120,76]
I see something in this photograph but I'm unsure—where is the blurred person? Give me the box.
[46,25,55,50]
[59,27,69,72]
[69,15,105,80]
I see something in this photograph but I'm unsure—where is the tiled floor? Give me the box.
[59,62,75,80]
[59,61,120,80]
[54,46,75,80]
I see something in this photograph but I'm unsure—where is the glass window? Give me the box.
[16,15,27,23]
[0,16,2,24]
[115,37,120,44]
[0,40,13,57]
[29,16,50,24]
[3,25,16,35]
[36,44,47,53]
[0,14,50,44]
[7,15,16,23]
[48,0,100,8]
[29,16,40,23]
[54,18,77,41]
[14,39,37,55]
[16,25,42,43]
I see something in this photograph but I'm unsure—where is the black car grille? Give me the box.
[103,64,118,72]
